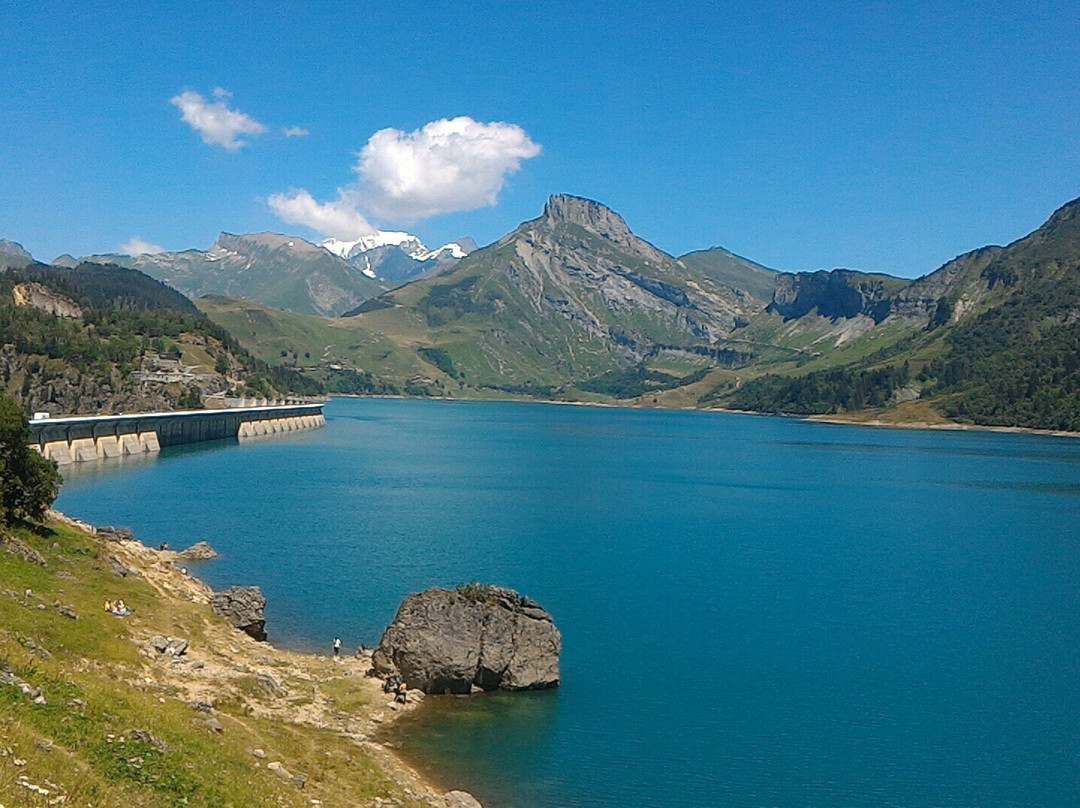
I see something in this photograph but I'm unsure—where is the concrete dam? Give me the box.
[29,402,326,465]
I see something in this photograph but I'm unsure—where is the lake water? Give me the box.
[56,398,1080,807]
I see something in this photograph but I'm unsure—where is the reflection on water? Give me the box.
[60,438,242,483]
[58,446,162,482]
[383,691,561,807]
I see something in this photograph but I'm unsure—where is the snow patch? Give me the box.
[322,232,473,262]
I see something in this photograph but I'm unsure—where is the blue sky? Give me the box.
[1,0,1077,277]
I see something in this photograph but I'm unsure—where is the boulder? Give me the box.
[178,541,219,561]
[210,586,267,641]
[372,586,561,694]
[444,791,483,808]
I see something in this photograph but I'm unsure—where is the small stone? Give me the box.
[58,605,78,619]
[251,748,267,759]
[193,717,223,733]
[33,695,47,705]
[163,637,189,657]
[267,761,293,781]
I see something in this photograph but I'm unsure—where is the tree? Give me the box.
[0,394,61,523]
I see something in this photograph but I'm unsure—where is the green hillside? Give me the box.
[718,197,1080,431]
[679,246,778,301]
[1,263,319,415]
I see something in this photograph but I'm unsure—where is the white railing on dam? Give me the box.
[28,402,326,465]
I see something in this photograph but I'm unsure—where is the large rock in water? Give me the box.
[372,586,561,694]
[210,586,267,641]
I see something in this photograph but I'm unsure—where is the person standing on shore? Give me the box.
[333,637,342,657]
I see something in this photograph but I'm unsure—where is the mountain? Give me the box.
[185,193,1080,431]
[87,233,386,317]
[321,230,474,284]
[336,195,761,393]
[678,246,778,302]
[0,239,33,268]
[720,196,1080,431]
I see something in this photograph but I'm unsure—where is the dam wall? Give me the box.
[30,403,326,465]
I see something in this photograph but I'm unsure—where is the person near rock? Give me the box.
[333,637,342,657]
[395,680,408,704]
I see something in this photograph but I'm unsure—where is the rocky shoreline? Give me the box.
[42,509,485,808]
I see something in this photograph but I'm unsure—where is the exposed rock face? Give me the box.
[210,586,267,641]
[13,282,83,318]
[768,269,904,323]
[372,586,561,694]
[370,194,757,389]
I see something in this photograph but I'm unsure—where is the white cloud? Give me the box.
[170,89,268,151]
[267,116,540,237]
[267,189,376,239]
[355,116,541,220]
[283,126,310,138]
[119,237,165,256]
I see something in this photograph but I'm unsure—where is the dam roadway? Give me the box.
[29,402,326,465]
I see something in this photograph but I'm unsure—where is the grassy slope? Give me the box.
[0,517,441,808]
[678,247,777,301]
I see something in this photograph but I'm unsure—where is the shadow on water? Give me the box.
[382,690,561,808]
[60,437,239,484]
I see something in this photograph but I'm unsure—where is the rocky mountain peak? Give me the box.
[0,239,33,268]
[1035,195,1080,238]
[542,195,634,241]
[0,239,32,260]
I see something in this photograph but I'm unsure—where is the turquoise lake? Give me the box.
[56,398,1080,807]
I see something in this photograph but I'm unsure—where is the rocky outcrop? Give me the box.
[210,586,267,641]
[768,269,906,323]
[178,541,219,561]
[12,282,83,318]
[372,586,561,694]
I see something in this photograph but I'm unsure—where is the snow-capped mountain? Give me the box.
[322,231,429,261]
[80,232,386,317]
[320,231,474,282]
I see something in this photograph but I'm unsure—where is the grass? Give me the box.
[0,518,433,807]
